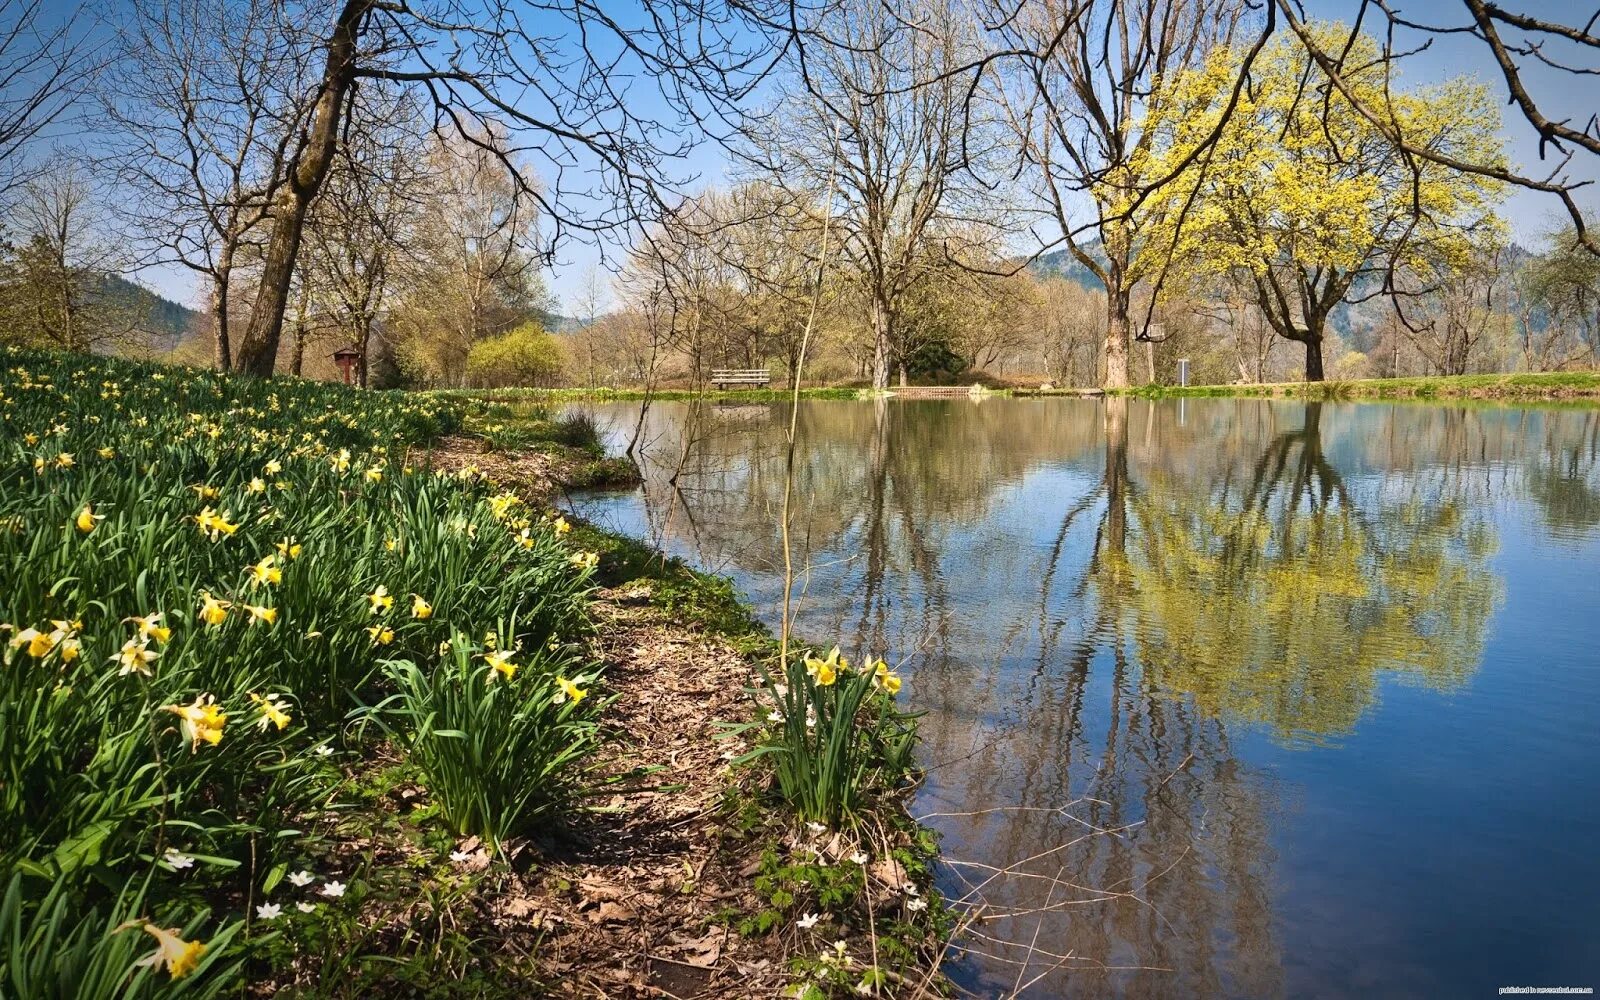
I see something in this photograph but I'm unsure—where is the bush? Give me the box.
[464,323,565,389]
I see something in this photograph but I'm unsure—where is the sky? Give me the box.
[106,0,1596,318]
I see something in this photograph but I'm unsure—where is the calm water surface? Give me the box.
[564,397,1600,998]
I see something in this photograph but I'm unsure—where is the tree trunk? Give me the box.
[870,293,891,390]
[1303,335,1325,382]
[232,0,367,377]
[210,270,231,371]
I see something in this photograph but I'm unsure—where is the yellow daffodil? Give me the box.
[487,492,519,520]
[97,446,115,459]
[366,624,395,646]
[515,528,535,550]
[366,585,393,615]
[194,506,239,540]
[190,484,220,500]
[275,538,301,559]
[247,477,266,493]
[555,676,588,704]
[364,466,383,483]
[805,648,845,687]
[247,554,281,587]
[23,432,37,445]
[242,604,277,626]
[331,449,351,473]
[410,594,433,620]
[568,551,599,571]
[871,659,903,696]
[197,591,230,626]
[249,692,292,731]
[131,922,207,979]
[76,504,105,533]
[482,649,516,681]
[127,612,172,644]
[112,638,158,676]
[264,459,283,475]
[552,516,571,535]
[54,452,75,469]
[384,536,398,552]
[11,626,54,658]
[58,636,81,663]
[164,695,226,751]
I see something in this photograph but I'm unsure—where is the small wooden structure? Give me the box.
[710,368,772,389]
[331,347,361,385]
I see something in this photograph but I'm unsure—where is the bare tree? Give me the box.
[984,0,1254,389]
[0,161,137,352]
[102,0,312,370]
[746,0,990,389]
[0,0,94,197]
[228,0,785,377]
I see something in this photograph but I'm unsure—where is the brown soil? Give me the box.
[412,434,575,505]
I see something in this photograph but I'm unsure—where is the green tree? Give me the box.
[1141,26,1505,380]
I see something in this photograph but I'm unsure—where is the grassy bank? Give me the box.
[1100,370,1600,402]
[439,386,864,404]
[0,348,950,998]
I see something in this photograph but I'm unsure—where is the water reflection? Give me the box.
[570,397,1600,998]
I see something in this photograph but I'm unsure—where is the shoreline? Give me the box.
[417,426,957,997]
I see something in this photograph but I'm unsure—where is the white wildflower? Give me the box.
[255,903,282,920]
[320,880,346,898]
[163,851,195,870]
[796,912,820,929]
[288,870,314,887]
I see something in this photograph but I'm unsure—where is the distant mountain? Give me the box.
[1028,243,1107,291]
[100,275,200,348]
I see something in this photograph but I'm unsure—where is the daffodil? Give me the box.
[97,446,115,459]
[482,649,516,681]
[112,638,158,676]
[331,448,351,473]
[247,476,266,493]
[366,585,393,615]
[555,676,587,704]
[11,626,54,658]
[870,659,903,696]
[276,537,302,559]
[127,612,171,644]
[804,648,844,687]
[131,922,207,979]
[410,594,433,619]
[190,484,220,500]
[197,591,230,626]
[194,506,239,540]
[54,452,74,468]
[366,624,394,646]
[247,554,282,586]
[552,516,571,535]
[76,504,104,533]
[242,604,277,626]
[264,459,283,475]
[364,466,383,483]
[569,551,599,570]
[165,694,226,751]
[249,692,292,731]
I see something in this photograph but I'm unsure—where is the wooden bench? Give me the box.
[710,369,772,389]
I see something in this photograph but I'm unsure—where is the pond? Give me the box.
[565,396,1600,998]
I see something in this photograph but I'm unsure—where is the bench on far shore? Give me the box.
[710,369,772,389]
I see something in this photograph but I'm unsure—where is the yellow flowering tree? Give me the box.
[1139,25,1506,381]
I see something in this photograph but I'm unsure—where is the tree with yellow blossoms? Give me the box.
[1138,25,1506,380]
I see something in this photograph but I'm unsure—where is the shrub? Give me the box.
[464,323,565,389]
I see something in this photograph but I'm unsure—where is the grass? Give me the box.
[1107,370,1600,402]
[437,385,864,404]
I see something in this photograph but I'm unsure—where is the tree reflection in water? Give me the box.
[570,396,1598,998]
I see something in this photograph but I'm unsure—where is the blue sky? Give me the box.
[115,0,1595,316]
